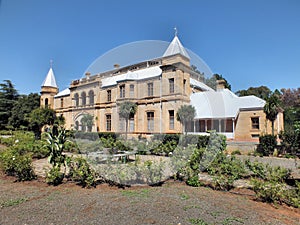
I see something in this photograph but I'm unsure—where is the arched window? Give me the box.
[74,93,79,107]
[89,90,94,105]
[45,98,49,107]
[81,92,86,106]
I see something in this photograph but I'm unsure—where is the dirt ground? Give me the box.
[0,175,299,225]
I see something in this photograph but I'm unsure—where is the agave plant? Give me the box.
[45,127,68,168]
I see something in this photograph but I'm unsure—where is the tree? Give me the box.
[280,88,300,132]
[8,93,40,129]
[205,74,231,90]
[27,107,56,139]
[176,105,196,135]
[236,86,271,100]
[0,80,19,129]
[118,101,137,139]
[264,93,281,136]
[81,114,94,132]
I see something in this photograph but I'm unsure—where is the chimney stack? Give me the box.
[85,72,91,80]
[216,79,226,91]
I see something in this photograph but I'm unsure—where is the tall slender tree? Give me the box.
[264,93,281,136]
[118,101,137,140]
[176,105,196,135]
[81,114,94,132]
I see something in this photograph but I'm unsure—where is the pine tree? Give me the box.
[0,80,19,129]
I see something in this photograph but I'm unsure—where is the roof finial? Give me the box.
[174,27,178,37]
[50,59,53,68]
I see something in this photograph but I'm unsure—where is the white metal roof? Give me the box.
[163,36,190,59]
[190,78,214,91]
[190,89,265,119]
[101,66,162,87]
[41,68,57,88]
[55,88,70,98]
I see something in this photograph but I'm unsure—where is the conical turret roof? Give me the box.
[41,67,57,88]
[163,35,190,59]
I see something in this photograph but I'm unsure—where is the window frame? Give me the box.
[106,114,112,131]
[169,78,174,94]
[147,82,153,97]
[147,112,154,132]
[169,110,175,130]
[120,85,125,98]
[251,117,260,130]
[130,84,134,98]
[107,90,112,102]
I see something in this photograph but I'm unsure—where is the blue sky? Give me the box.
[0,0,299,94]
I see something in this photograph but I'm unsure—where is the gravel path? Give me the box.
[0,176,299,225]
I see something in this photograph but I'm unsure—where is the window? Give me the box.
[169,110,174,130]
[74,93,79,107]
[120,85,125,98]
[81,92,86,106]
[45,98,49,107]
[169,78,174,93]
[60,98,63,108]
[183,79,186,94]
[129,115,135,132]
[147,83,153,96]
[251,117,260,129]
[199,120,205,132]
[107,90,111,102]
[147,112,154,132]
[130,84,134,98]
[89,90,94,105]
[106,114,111,131]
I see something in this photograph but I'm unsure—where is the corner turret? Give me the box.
[40,64,58,109]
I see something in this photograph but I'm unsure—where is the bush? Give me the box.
[186,175,204,187]
[283,181,300,208]
[231,150,241,155]
[251,179,285,203]
[46,167,64,185]
[68,157,96,188]
[197,135,209,149]
[0,149,36,181]
[245,159,266,179]
[245,159,291,182]
[257,135,277,156]
[279,130,300,156]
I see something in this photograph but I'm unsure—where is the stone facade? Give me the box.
[40,36,283,141]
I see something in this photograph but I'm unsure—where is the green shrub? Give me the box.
[0,149,36,181]
[208,154,246,181]
[46,167,64,185]
[231,150,241,155]
[68,157,96,188]
[245,159,266,179]
[257,135,277,156]
[265,165,291,183]
[251,179,285,203]
[283,181,300,208]
[186,175,204,187]
[197,135,209,149]
[245,160,291,182]
[179,134,199,147]
[211,174,234,191]
[279,130,300,156]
